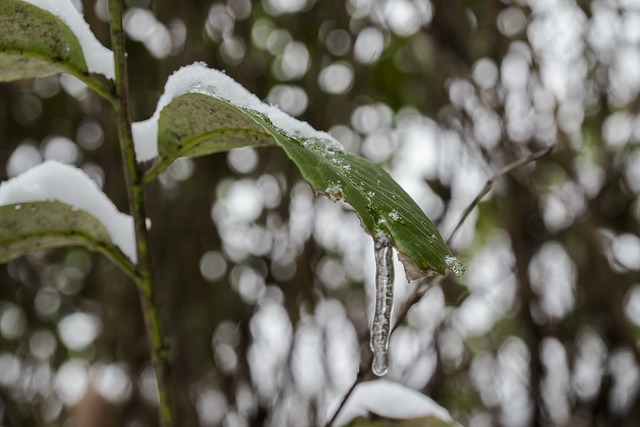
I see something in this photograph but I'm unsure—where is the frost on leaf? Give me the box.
[445,255,465,277]
[325,182,344,202]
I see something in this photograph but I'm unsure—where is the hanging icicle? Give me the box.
[370,236,395,376]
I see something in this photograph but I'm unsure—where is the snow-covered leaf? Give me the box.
[0,0,114,82]
[0,161,136,263]
[331,380,458,427]
[0,201,131,274]
[146,93,276,169]
[134,63,455,275]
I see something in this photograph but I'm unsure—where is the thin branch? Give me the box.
[447,145,554,246]
[326,145,552,427]
[107,1,175,426]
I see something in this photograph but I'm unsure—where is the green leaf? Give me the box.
[0,0,113,99]
[143,93,453,275]
[0,0,88,81]
[0,201,135,278]
[266,121,454,275]
[137,64,457,275]
[151,93,277,173]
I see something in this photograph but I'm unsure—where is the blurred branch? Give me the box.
[447,145,554,246]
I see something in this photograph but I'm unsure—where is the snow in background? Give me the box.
[21,0,115,79]
[132,62,344,162]
[330,379,454,426]
[0,161,135,262]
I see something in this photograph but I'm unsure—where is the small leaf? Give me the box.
[332,380,458,427]
[134,64,454,275]
[0,0,114,82]
[0,201,134,277]
[343,415,456,427]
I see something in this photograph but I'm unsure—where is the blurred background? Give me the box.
[1,0,640,426]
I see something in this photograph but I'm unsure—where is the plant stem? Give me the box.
[107,1,175,426]
[446,144,554,246]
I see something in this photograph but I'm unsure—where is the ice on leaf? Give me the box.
[445,255,465,277]
[0,161,135,261]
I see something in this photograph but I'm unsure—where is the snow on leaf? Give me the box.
[134,62,454,275]
[132,62,343,162]
[0,0,114,81]
[0,161,135,262]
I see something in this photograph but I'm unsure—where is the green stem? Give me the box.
[107,1,175,426]
[78,73,115,104]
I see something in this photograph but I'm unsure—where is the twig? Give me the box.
[447,145,554,246]
[325,145,552,427]
[107,1,175,426]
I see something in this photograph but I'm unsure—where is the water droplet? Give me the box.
[14,204,22,211]
[445,255,465,277]
[389,210,400,221]
[370,236,394,376]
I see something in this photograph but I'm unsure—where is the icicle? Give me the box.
[370,236,394,376]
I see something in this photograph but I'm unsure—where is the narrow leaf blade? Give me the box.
[262,120,452,274]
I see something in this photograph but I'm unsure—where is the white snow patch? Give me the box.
[21,0,114,79]
[330,379,454,426]
[132,62,344,162]
[0,161,135,262]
